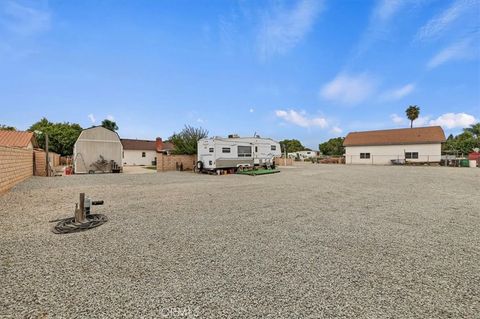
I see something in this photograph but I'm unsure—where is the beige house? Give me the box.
[121,139,157,166]
[344,126,446,165]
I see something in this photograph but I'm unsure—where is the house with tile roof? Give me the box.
[121,137,174,166]
[0,130,38,149]
[343,126,446,165]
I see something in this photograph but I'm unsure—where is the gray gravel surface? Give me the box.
[1,164,479,318]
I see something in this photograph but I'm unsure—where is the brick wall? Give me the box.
[275,157,294,166]
[157,153,197,172]
[0,146,34,194]
[34,150,47,176]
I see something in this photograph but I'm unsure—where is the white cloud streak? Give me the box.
[320,73,377,105]
[107,114,115,121]
[258,0,324,58]
[88,114,96,124]
[373,0,405,22]
[275,109,328,128]
[1,1,51,36]
[427,38,474,68]
[382,83,415,100]
[415,0,477,42]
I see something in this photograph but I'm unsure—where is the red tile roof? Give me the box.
[0,131,38,148]
[343,126,446,146]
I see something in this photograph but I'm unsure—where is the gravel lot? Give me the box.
[1,164,479,318]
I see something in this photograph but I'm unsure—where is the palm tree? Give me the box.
[405,105,420,128]
[101,119,119,132]
[463,123,480,138]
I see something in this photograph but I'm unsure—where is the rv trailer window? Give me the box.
[360,153,371,159]
[222,147,231,153]
[209,148,214,152]
[271,145,276,151]
[238,146,252,157]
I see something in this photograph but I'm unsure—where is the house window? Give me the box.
[209,148,214,153]
[360,153,370,159]
[141,152,146,157]
[405,152,418,159]
[271,145,276,151]
[238,146,252,157]
[222,147,231,153]
[255,146,258,152]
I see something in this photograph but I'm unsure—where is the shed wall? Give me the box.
[345,143,442,165]
[74,127,123,173]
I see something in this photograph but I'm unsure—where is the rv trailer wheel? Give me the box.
[196,161,203,172]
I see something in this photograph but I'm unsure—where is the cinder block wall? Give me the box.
[0,146,34,194]
[157,154,197,172]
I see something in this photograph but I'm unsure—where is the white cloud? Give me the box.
[428,112,477,129]
[258,0,324,58]
[249,108,254,113]
[330,126,343,134]
[427,39,474,68]
[275,109,328,128]
[320,73,377,105]
[390,113,405,124]
[196,118,204,123]
[382,83,415,100]
[373,0,405,22]
[107,114,115,121]
[1,1,51,36]
[88,114,96,124]
[415,0,476,41]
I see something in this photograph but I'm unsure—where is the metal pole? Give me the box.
[75,193,86,223]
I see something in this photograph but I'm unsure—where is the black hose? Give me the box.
[52,214,108,234]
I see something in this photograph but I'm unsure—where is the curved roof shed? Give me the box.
[73,126,123,173]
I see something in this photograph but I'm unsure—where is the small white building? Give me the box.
[121,138,157,166]
[73,126,123,173]
[344,126,446,165]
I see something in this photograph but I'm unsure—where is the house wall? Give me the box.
[74,127,123,173]
[0,146,33,194]
[157,154,197,172]
[123,150,157,166]
[345,143,442,165]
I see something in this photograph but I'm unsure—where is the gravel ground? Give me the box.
[1,164,479,318]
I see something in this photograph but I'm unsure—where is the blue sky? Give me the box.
[0,0,479,148]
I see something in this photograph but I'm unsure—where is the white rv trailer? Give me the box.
[197,136,281,171]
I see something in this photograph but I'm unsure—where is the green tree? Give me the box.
[29,117,83,155]
[405,105,420,128]
[319,137,345,156]
[170,125,209,155]
[101,119,119,132]
[0,124,16,131]
[279,139,306,153]
[463,123,480,138]
[443,126,480,155]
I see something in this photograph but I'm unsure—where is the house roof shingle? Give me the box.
[121,139,156,151]
[343,126,446,147]
[0,131,38,148]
